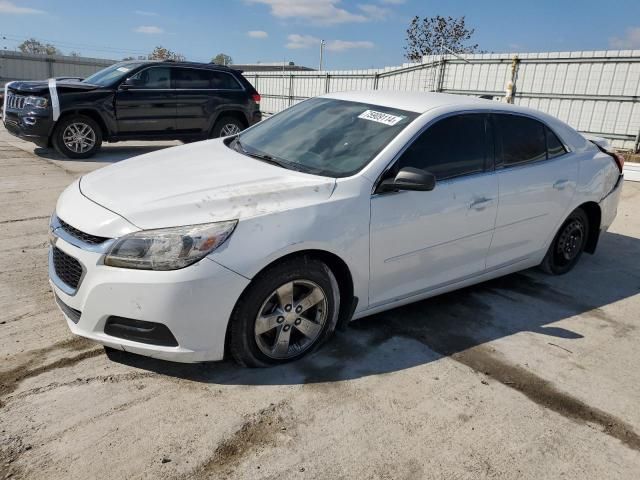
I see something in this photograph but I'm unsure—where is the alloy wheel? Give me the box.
[254,280,328,360]
[62,122,96,154]
[220,123,241,136]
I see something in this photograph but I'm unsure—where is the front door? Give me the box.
[115,66,176,135]
[369,113,498,307]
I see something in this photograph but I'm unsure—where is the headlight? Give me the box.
[104,220,237,270]
[24,96,49,109]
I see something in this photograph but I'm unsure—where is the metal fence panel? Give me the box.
[244,50,640,151]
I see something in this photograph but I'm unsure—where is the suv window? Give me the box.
[210,71,242,90]
[546,126,567,159]
[393,114,487,181]
[128,67,171,89]
[173,68,242,90]
[495,114,547,166]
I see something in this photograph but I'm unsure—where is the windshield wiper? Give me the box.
[232,137,297,171]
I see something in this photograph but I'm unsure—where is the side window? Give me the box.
[495,114,546,166]
[546,126,567,159]
[173,68,211,89]
[128,67,171,89]
[208,71,242,90]
[394,114,487,181]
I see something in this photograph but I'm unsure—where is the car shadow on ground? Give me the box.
[106,231,640,385]
[33,143,179,164]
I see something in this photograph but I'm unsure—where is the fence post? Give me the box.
[373,73,379,90]
[46,57,54,78]
[436,59,446,92]
[325,73,330,93]
[289,74,294,107]
[634,128,640,154]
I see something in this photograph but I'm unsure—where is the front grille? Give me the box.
[58,218,109,245]
[54,293,82,324]
[52,247,84,290]
[6,92,26,110]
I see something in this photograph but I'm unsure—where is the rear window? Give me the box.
[496,114,547,166]
[546,126,567,159]
[173,68,242,90]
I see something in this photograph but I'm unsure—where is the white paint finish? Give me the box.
[369,173,498,306]
[52,92,623,362]
[486,154,580,269]
[47,78,60,121]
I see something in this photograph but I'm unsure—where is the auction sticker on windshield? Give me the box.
[358,110,405,126]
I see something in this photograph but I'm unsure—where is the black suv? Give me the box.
[2,60,261,158]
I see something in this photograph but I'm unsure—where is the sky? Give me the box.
[1,0,640,69]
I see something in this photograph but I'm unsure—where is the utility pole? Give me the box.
[319,39,326,71]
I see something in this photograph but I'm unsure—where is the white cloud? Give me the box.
[247,30,269,39]
[134,10,158,16]
[609,27,640,49]
[0,1,44,14]
[357,4,389,20]
[134,25,164,34]
[379,0,405,4]
[250,0,390,25]
[286,34,373,51]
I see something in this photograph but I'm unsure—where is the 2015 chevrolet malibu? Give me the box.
[49,91,624,366]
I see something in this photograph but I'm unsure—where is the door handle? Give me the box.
[553,179,569,190]
[470,198,493,210]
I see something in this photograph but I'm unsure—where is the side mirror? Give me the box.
[379,167,436,193]
[120,77,141,89]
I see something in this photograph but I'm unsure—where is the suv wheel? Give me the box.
[540,208,589,275]
[53,115,103,159]
[229,257,340,367]
[211,116,244,138]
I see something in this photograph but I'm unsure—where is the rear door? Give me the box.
[115,66,176,135]
[486,113,578,269]
[369,113,498,306]
[173,67,247,135]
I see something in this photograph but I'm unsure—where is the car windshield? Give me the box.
[236,98,418,177]
[82,62,146,87]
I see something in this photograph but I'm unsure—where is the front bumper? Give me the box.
[3,109,52,148]
[49,231,250,363]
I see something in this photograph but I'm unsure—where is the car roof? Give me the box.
[118,59,236,72]
[323,90,517,114]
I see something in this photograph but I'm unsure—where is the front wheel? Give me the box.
[52,115,103,159]
[229,258,340,367]
[540,208,589,275]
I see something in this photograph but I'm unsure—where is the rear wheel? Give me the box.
[210,116,244,138]
[540,208,589,275]
[229,257,340,367]
[52,115,102,159]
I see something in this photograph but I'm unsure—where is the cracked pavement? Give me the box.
[1,126,640,479]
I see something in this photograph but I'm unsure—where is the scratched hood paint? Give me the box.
[79,139,336,230]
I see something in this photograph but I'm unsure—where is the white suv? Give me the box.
[49,91,623,366]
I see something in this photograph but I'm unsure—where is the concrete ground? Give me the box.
[1,126,640,480]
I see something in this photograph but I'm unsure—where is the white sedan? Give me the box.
[49,91,624,366]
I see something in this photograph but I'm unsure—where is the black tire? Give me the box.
[540,208,589,275]
[229,257,340,367]
[210,116,245,138]
[52,115,103,159]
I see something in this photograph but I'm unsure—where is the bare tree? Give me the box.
[404,16,479,61]
[211,53,233,65]
[18,38,61,55]
[147,46,185,61]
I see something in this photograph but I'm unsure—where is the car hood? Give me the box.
[8,78,99,94]
[79,139,337,230]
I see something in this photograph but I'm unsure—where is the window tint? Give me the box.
[129,67,171,89]
[174,68,210,89]
[173,68,242,89]
[496,114,546,166]
[546,126,566,159]
[209,71,241,89]
[394,114,487,180]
